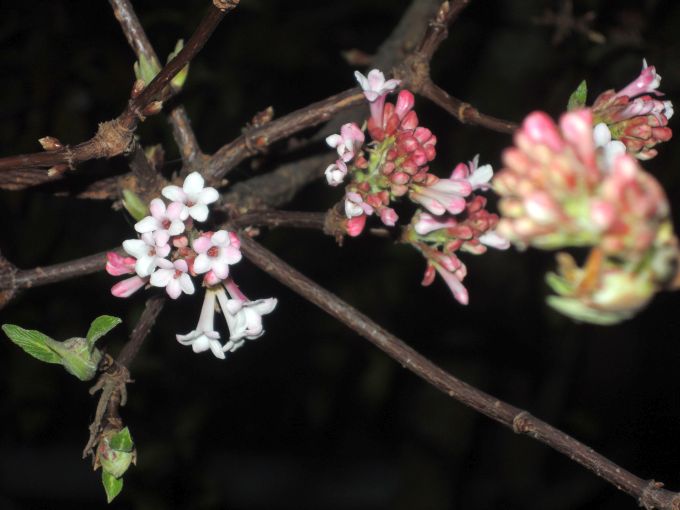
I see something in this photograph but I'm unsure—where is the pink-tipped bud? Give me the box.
[106,252,136,276]
[395,90,415,120]
[379,207,398,227]
[346,215,367,237]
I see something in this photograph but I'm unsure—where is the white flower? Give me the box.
[134,198,188,246]
[122,232,171,278]
[479,230,510,250]
[354,69,400,102]
[176,290,225,359]
[161,171,219,222]
[344,191,373,219]
[193,230,242,282]
[594,122,627,169]
[325,123,365,162]
[325,160,348,187]
[150,258,195,299]
[216,288,277,348]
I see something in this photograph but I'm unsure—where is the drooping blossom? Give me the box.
[162,171,219,222]
[176,289,224,359]
[134,198,188,246]
[192,230,242,283]
[122,232,171,278]
[354,69,400,125]
[326,123,365,162]
[325,159,348,187]
[150,258,195,299]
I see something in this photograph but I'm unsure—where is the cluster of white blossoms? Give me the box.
[106,172,276,359]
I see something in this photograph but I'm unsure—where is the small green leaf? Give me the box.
[109,427,134,453]
[168,39,189,92]
[87,316,122,347]
[133,54,161,86]
[102,471,124,503]
[122,189,149,222]
[2,324,62,364]
[567,80,588,110]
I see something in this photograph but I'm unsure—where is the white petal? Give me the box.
[179,274,195,295]
[209,340,226,359]
[176,330,199,343]
[135,255,156,278]
[198,187,219,205]
[123,239,149,258]
[166,279,182,299]
[134,216,160,234]
[149,198,166,218]
[189,204,209,222]
[193,253,212,274]
[150,268,173,288]
[162,185,185,202]
[593,122,612,147]
[167,220,185,236]
[183,172,205,194]
[251,298,277,315]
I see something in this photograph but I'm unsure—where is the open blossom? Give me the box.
[615,59,662,99]
[450,155,493,191]
[150,258,195,299]
[325,159,348,186]
[122,232,171,278]
[354,69,400,125]
[161,171,219,222]
[176,289,224,359]
[344,191,374,218]
[326,123,365,162]
[193,230,242,282]
[134,198,188,246]
[217,280,277,351]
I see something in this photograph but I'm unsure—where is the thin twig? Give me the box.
[417,0,471,60]
[108,0,205,166]
[239,236,680,510]
[117,294,165,368]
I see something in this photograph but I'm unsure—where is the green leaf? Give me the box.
[109,427,134,453]
[133,54,161,86]
[567,80,588,110]
[546,296,630,325]
[87,316,122,347]
[2,324,62,364]
[122,189,149,222]
[168,39,189,92]
[102,471,124,503]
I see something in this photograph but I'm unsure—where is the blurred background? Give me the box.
[2,0,680,508]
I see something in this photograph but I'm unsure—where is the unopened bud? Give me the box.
[50,337,102,381]
[39,136,63,151]
[142,101,163,117]
[131,79,146,99]
[47,164,69,177]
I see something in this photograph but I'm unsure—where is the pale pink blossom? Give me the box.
[434,263,469,305]
[450,155,494,191]
[193,230,242,282]
[413,212,458,236]
[134,198,188,246]
[379,207,398,227]
[409,179,472,216]
[326,123,365,162]
[478,231,510,250]
[176,289,225,359]
[325,160,348,186]
[111,275,148,298]
[354,69,400,125]
[161,171,219,222]
[217,280,277,351]
[150,258,195,299]
[344,192,374,218]
[122,233,171,278]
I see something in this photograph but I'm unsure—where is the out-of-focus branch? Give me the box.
[239,236,680,510]
[0,1,235,189]
[417,0,471,60]
[108,0,204,168]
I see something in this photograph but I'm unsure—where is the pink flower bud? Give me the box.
[379,207,398,227]
[346,215,367,237]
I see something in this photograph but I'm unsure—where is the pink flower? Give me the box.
[325,159,348,186]
[111,275,148,298]
[134,198,188,246]
[450,155,494,191]
[122,233,171,278]
[354,68,400,125]
[105,252,136,276]
[326,123,365,162]
[150,258,195,299]
[615,59,662,99]
[346,215,367,237]
[409,178,472,216]
[161,171,219,222]
[193,230,242,282]
[413,212,458,236]
[379,207,398,227]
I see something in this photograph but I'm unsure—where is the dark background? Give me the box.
[2,0,680,508]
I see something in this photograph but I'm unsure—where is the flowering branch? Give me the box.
[239,235,680,510]
[108,0,204,167]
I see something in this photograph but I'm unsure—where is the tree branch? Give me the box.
[108,0,204,167]
[239,235,680,510]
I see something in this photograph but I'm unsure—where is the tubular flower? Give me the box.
[176,289,225,359]
[354,69,400,125]
[326,123,365,163]
[494,109,679,323]
[592,60,673,159]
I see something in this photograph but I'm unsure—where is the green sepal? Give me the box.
[109,427,134,453]
[122,189,149,222]
[567,80,588,111]
[168,39,189,92]
[2,324,62,364]
[133,54,161,87]
[102,470,124,503]
[87,315,122,348]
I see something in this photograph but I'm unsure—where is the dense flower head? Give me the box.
[108,172,277,359]
[494,109,679,323]
[591,60,673,159]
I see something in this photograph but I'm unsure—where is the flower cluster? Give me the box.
[106,172,276,359]
[494,108,679,323]
[324,68,508,303]
[590,60,673,160]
